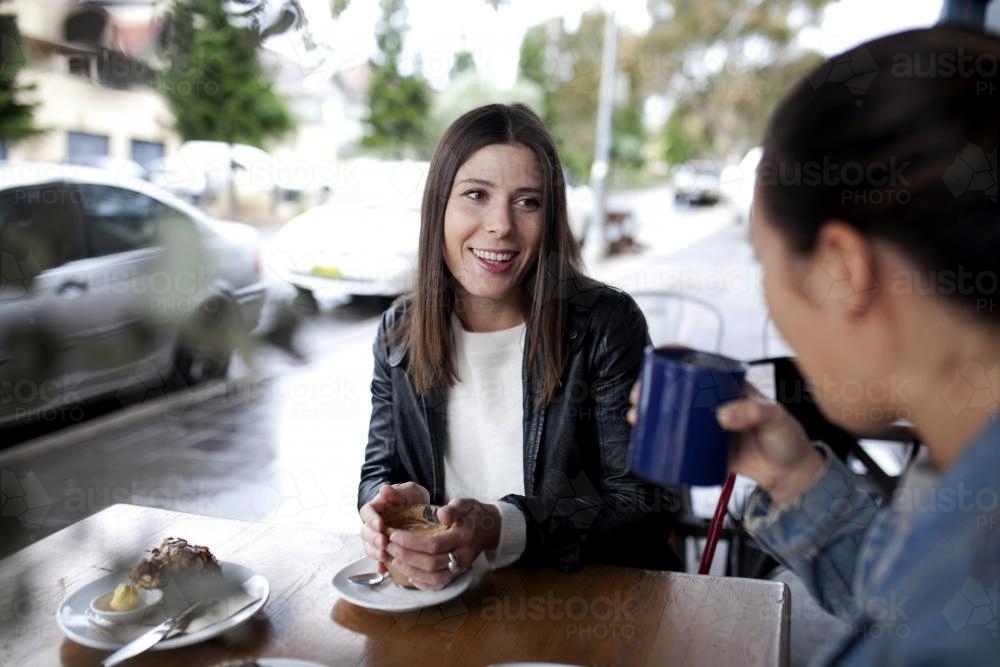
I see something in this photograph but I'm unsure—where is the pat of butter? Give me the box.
[109,583,139,611]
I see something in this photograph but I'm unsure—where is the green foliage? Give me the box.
[361,0,430,158]
[331,0,351,19]
[641,0,829,165]
[659,103,711,166]
[517,0,831,174]
[158,0,294,148]
[516,13,605,181]
[429,72,543,142]
[450,51,476,80]
[0,0,44,143]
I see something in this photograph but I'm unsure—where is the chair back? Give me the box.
[630,290,725,352]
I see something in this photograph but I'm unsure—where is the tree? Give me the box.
[159,0,295,214]
[0,0,43,149]
[639,0,829,165]
[429,73,543,143]
[450,50,476,80]
[517,12,640,181]
[361,0,430,158]
[517,1,831,177]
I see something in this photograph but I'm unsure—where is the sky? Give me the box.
[282,0,947,89]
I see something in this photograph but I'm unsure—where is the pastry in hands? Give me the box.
[129,537,222,589]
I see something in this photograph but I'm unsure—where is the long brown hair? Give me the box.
[396,103,587,406]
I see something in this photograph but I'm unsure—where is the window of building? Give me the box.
[67,132,109,165]
[131,140,165,170]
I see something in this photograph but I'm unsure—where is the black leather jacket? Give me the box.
[358,280,681,572]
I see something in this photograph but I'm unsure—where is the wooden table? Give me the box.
[0,504,790,666]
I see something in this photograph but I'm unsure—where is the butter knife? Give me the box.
[101,600,205,666]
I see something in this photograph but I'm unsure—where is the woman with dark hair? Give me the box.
[641,26,996,664]
[358,103,680,589]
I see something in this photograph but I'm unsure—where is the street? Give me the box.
[0,188,767,558]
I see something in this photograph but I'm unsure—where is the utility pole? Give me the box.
[584,8,618,266]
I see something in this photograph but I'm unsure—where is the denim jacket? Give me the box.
[746,417,999,665]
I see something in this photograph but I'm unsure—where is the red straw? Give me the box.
[698,472,737,575]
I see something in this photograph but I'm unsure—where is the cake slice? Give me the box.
[129,537,222,589]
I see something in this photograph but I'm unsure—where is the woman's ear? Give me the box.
[799,221,878,320]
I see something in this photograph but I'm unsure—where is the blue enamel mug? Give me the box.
[628,347,747,487]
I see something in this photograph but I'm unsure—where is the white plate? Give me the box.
[332,557,473,613]
[254,661,330,667]
[56,561,269,651]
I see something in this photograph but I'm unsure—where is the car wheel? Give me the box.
[171,298,236,388]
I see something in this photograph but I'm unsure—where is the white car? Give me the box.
[270,159,427,300]
[0,163,267,426]
[672,160,722,205]
[147,141,311,206]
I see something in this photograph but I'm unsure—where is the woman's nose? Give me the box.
[484,204,514,236]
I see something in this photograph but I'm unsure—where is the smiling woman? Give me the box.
[442,143,544,331]
[356,104,681,591]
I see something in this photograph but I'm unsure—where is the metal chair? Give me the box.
[726,356,922,579]
[629,290,726,571]
[630,290,725,353]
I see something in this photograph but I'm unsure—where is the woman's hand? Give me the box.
[359,482,430,574]
[716,385,826,505]
[386,498,501,590]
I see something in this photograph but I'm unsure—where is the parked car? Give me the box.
[0,163,267,426]
[147,141,311,207]
[672,159,722,205]
[270,159,427,301]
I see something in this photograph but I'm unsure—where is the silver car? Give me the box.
[0,163,267,426]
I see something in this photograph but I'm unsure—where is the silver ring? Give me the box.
[447,551,460,574]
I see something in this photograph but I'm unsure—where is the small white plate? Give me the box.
[56,561,269,651]
[332,557,473,613]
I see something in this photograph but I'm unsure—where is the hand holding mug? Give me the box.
[359,482,430,574]
[716,387,825,505]
[386,498,501,590]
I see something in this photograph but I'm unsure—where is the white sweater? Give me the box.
[443,317,528,569]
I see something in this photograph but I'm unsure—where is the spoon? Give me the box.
[348,572,389,586]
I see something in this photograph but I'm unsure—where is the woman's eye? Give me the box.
[516,197,540,210]
[463,189,486,201]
